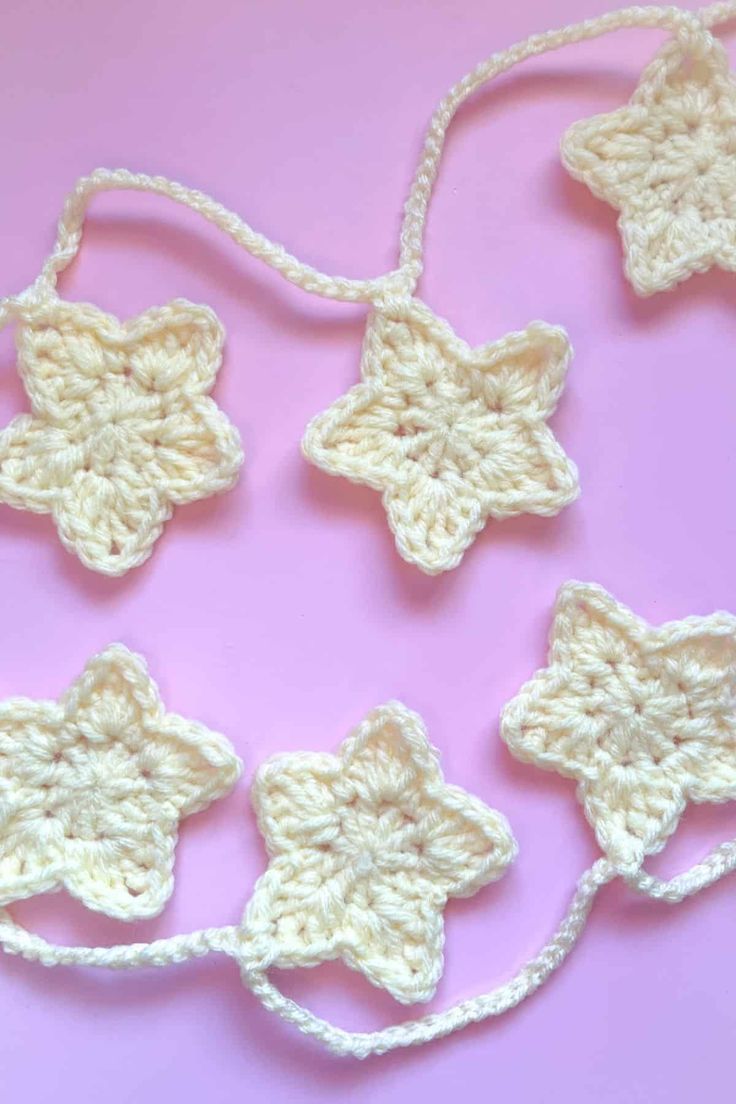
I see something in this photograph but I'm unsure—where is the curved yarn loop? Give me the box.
[2,0,736,1060]
[398,3,731,284]
[240,859,615,1058]
[4,3,735,317]
[2,835,735,1052]
[627,835,736,901]
[27,169,411,307]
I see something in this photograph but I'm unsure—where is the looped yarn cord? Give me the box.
[0,912,241,970]
[6,170,411,314]
[0,859,614,1056]
[0,3,734,575]
[240,858,614,1058]
[2,0,736,1060]
[4,4,735,321]
[4,830,735,1055]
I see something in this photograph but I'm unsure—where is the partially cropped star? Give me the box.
[303,299,579,574]
[242,701,516,1003]
[0,645,242,919]
[501,581,736,872]
[0,298,243,575]
[562,36,736,295]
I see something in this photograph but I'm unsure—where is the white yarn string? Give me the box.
[5,4,734,319]
[240,832,736,1054]
[25,169,411,308]
[701,0,736,24]
[0,908,240,969]
[2,839,736,1052]
[0,0,736,1058]
[240,858,615,1058]
[398,2,732,286]
[627,835,736,901]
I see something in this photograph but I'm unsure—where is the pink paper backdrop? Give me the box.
[2,0,735,1099]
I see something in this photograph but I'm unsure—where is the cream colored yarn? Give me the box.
[0,635,735,1057]
[242,701,516,1003]
[0,5,732,575]
[562,33,736,295]
[502,581,736,871]
[303,301,579,574]
[0,299,243,575]
[3,0,736,1064]
[0,644,241,919]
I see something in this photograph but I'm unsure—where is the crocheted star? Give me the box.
[243,701,516,1003]
[562,37,736,295]
[502,581,736,872]
[303,299,578,574]
[0,644,241,920]
[0,298,243,575]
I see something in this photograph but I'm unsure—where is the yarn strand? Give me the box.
[3,837,736,1051]
[241,858,615,1058]
[398,2,735,285]
[0,908,240,969]
[2,0,736,1059]
[5,4,735,318]
[25,169,411,308]
[626,835,736,901]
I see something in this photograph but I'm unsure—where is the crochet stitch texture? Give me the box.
[243,701,516,1003]
[0,299,243,575]
[562,35,736,295]
[3,0,736,1064]
[0,644,241,919]
[502,582,736,871]
[303,300,579,574]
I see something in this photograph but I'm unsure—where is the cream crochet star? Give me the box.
[303,299,579,575]
[0,298,243,575]
[0,644,241,920]
[562,36,736,295]
[502,581,736,872]
[243,701,516,1003]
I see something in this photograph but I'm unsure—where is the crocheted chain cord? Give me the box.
[0,173,410,332]
[1,0,736,1060]
[242,860,615,1058]
[0,861,614,1053]
[2,2,735,335]
[2,828,735,1056]
[0,911,241,969]
[239,833,736,1057]
[398,1,736,283]
[627,834,736,900]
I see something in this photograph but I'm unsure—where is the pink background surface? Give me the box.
[2,0,736,1099]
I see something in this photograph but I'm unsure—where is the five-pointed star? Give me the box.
[501,581,736,872]
[562,37,736,295]
[303,299,579,574]
[0,298,243,575]
[243,701,516,1003]
[0,645,241,919]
